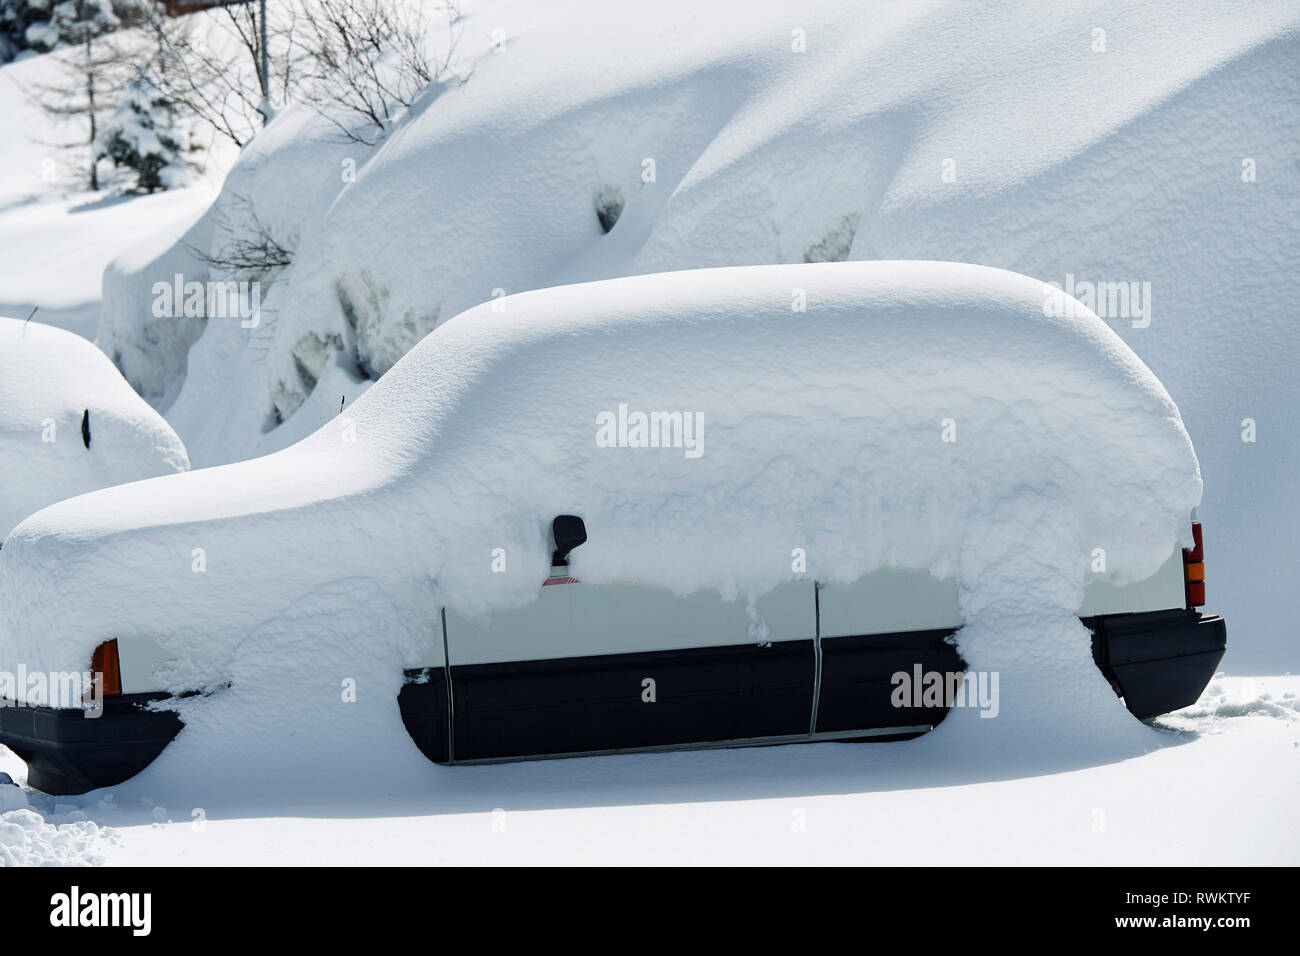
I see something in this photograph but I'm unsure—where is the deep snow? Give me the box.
[2,674,1295,865]
[0,316,189,539]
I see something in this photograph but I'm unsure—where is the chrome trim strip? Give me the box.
[810,580,823,735]
[451,724,932,765]
[441,606,455,764]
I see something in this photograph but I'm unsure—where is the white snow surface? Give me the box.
[0,316,189,539]
[1,674,1294,865]
[1,261,1201,799]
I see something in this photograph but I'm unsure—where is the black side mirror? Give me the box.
[551,515,587,566]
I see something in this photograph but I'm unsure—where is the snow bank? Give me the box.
[0,801,113,866]
[847,28,1300,673]
[1162,675,1300,726]
[0,316,190,539]
[0,771,118,866]
[0,188,215,341]
[0,261,1201,795]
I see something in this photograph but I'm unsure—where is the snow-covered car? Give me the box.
[0,316,190,541]
[0,262,1225,793]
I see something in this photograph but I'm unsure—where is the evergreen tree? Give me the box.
[1,1,48,60]
[95,66,191,191]
[21,0,141,188]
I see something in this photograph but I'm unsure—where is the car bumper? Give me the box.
[0,693,183,795]
[1088,608,1228,719]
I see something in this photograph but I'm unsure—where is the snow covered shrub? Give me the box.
[299,0,463,143]
[138,0,298,149]
[95,67,192,191]
[187,192,293,280]
[16,0,140,55]
[0,0,45,60]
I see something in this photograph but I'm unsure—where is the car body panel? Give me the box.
[3,542,1222,788]
[1077,550,1185,618]
[443,578,815,665]
[116,634,177,696]
[103,549,1190,692]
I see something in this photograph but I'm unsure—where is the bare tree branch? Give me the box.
[297,0,463,146]
[185,191,294,279]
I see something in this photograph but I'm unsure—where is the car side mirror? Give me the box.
[551,515,587,566]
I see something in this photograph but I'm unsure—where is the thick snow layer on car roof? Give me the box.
[0,317,190,540]
[0,261,1200,790]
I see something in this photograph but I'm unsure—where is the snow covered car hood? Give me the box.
[0,317,189,541]
[0,261,1200,754]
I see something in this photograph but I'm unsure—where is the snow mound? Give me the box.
[0,317,190,539]
[0,797,113,866]
[0,261,1200,796]
[1162,676,1300,726]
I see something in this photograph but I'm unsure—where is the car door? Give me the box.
[443,577,817,761]
[814,570,966,735]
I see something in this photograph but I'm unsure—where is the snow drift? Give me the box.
[0,316,189,539]
[0,261,1201,795]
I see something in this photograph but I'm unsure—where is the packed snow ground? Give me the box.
[0,188,214,341]
[1,676,1295,865]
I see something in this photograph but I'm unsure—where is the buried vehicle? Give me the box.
[0,262,1224,793]
[0,316,190,540]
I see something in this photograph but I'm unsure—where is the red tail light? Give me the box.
[1182,522,1205,608]
[91,639,122,698]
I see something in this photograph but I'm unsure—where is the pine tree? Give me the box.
[21,0,141,189]
[0,1,47,61]
[95,66,191,191]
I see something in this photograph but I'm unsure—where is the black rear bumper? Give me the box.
[0,694,183,795]
[1087,609,1228,719]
